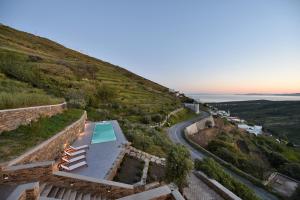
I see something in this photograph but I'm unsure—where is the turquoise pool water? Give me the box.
[91,122,116,144]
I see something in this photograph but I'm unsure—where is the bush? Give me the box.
[141,115,151,124]
[268,151,289,168]
[151,114,163,123]
[279,163,300,180]
[166,145,193,188]
[96,84,116,102]
[65,89,87,109]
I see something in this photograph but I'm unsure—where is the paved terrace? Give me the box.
[70,120,128,179]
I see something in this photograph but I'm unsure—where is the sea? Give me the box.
[188,94,300,103]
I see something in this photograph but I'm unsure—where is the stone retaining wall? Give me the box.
[0,161,55,184]
[0,102,67,133]
[126,146,166,166]
[184,115,215,135]
[105,146,127,181]
[2,111,87,166]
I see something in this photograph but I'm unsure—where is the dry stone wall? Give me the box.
[0,102,67,133]
[126,146,166,166]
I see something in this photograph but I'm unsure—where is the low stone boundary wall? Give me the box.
[2,111,87,166]
[6,182,39,200]
[126,146,166,166]
[0,102,67,133]
[105,145,127,181]
[0,161,55,184]
[184,115,215,135]
[194,171,242,200]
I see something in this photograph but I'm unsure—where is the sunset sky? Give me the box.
[1,0,300,94]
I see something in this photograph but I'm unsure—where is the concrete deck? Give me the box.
[70,120,128,179]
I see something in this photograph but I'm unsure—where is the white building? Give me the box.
[238,124,262,135]
[227,117,245,123]
[184,103,200,114]
[216,110,230,118]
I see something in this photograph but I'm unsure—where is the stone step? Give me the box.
[63,189,72,200]
[90,195,97,200]
[49,186,60,198]
[40,182,47,193]
[41,184,53,197]
[69,190,77,200]
[82,193,91,200]
[75,192,83,200]
[56,187,66,199]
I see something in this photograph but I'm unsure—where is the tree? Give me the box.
[165,145,193,188]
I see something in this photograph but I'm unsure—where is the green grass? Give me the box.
[0,73,64,109]
[195,158,260,200]
[0,109,84,162]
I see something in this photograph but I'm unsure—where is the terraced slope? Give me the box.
[0,24,188,157]
[0,24,183,119]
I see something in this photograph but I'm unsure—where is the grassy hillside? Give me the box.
[212,100,300,144]
[0,72,63,109]
[0,24,188,157]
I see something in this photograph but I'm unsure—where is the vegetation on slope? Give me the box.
[212,100,300,144]
[0,73,64,109]
[198,117,300,181]
[0,24,191,157]
[0,109,84,162]
[195,158,260,200]
[166,145,193,188]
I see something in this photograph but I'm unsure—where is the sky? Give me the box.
[1,0,300,94]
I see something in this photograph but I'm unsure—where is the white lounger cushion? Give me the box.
[64,149,86,156]
[62,155,86,163]
[67,145,89,151]
[61,161,87,171]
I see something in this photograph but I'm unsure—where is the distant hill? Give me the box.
[0,24,186,120]
[243,93,300,96]
[211,100,300,144]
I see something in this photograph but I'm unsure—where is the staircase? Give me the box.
[39,183,110,200]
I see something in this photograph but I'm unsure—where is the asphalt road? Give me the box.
[167,112,278,200]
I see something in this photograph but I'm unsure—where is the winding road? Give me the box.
[167,112,278,200]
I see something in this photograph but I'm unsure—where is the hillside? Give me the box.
[211,100,300,144]
[0,24,187,157]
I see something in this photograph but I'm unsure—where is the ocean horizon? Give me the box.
[188,93,300,103]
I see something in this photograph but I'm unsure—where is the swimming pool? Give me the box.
[91,122,116,144]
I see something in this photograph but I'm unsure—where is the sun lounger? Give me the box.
[60,161,88,171]
[62,155,86,164]
[64,149,86,157]
[66,145,89,152]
